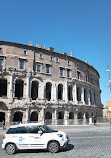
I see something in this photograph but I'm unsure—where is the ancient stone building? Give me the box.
[0,41,102,127]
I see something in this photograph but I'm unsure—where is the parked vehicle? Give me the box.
[2,123,69,155]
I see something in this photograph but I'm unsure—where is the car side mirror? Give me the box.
[38,130,43,135]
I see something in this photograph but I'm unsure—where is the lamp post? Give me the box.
[106,65,111,98]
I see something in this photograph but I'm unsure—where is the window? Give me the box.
[68,61,70,65]
[28,126,40,133]
[0,59,3,71]
[77,71,80,79]
[40,54,43,59]
[76,63,79,68]
[67,69,70,77]
[24,50,27,55]
[60,67,63,76]
[56,57,59,63]
[46,64,50,73]
[50,56,53,61]
[19,60,24,69]
[7,126,27,134]
[37,63,40,72]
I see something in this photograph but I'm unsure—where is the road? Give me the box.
[0,125,111,158]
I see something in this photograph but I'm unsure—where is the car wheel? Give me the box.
[6,143,16,155]
[48,141,59,153]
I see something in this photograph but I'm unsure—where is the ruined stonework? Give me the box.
[0,41,102,127]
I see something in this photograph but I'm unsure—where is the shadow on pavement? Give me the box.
[17,144,74,154]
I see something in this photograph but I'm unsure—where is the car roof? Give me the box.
[10,122,44,128]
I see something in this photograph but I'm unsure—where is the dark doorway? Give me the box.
[0,79,7,97]
[0,112,5,122]
[30,111,38,121]
[46,82,52,101]
[13,112,23,122]
[15,79,24,99]
[31,81,39,100]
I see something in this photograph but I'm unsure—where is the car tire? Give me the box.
[6,143,16,155]
[48,141,60,153]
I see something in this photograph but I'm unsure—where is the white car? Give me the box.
[2,123,69,155]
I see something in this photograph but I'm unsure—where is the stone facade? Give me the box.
[0,41,102,127]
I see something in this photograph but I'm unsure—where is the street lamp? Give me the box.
[106,65,111,98]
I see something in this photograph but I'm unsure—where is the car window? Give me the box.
[27,126,40,133]
[6,126,27,134]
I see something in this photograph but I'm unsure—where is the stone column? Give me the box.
[25,76,30,100]
[74,83,77,104]
[39,108,45,123]
[74,113,78,125]
[63,81,68,103]
[39,84,45,100]
[5,110,11,128]
[72,85,75,103]
[83,113,86,125]
[51,83,57,102]
[25,108,29,122]
[81,86,85,105]
[7,75,13,100]
[64,110,68,125]
[52,109,57,125]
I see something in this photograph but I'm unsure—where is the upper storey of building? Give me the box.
[0,40,100,88]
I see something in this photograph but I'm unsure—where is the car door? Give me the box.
[28,125,46,149]
[13,126,29,149]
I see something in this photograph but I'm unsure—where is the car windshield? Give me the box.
[39,125,54,133]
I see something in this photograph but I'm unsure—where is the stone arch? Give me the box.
[13,111,23,122]
[78,112,83,119]
[15,79,24,99]
[69,111,74,119]
[58,84,63,100]
[0,112,5,122]
[46,82,52,101]
[31,80,39,100]
[45,112,52,119]
[68,85,73,101]
[58,111,64,119]
[77,87,81,102]
[0,78,7,97]
[30,111,38,121]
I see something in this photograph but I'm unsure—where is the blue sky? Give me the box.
[0,0,111,105]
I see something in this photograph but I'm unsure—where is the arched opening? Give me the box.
[58,111,64,119]
[46,82,52,101]
[58,84,63,100]
[78,112,83,119]
[68,85,73,101]
[30,111,38,121]
[0,78,7,97]
[31,81,39,100]
[15,79,24,99]
[84,89,88,104]
[69,112,74,119]
[77,87,81,102]
[0,112,5,122]
[45,112,52,119]
[13,112,23,122]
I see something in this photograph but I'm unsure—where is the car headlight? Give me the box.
[57,134,63,137]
